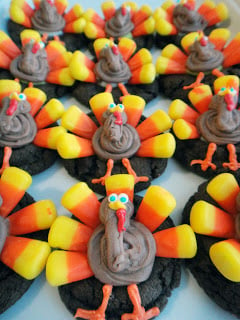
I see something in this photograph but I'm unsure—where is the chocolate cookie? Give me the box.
[0,193,48,314]
[59,216,181,320]
[169,74,240,179]
[154,1,229,49]
[182,174,240,317]
[70,37,157,107]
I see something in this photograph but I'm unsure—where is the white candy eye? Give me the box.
[230,87,236,95]
[108,103,116,110]
[108,193,118,203]
[118,104,124,111]
[18,93,26,101]
[39,41,45,49]
[118,193,129,204]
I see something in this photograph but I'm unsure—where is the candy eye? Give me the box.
[18,93,26,101]
[118,193,129,204]
[230,87,236,94]
[118,104,124,111]
[39,41,45,49]
[108,103,116,110]
[108,193,118,203]
[220,87,226,92]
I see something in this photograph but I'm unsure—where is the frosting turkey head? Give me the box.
[94,44,131,84]
[102,103,127,142]
[214,75,239,111]
[10,39,49,83]
[0,92,37,147]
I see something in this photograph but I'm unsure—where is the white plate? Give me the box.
[1,0,239,319]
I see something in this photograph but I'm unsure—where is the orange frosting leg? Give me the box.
[223,144,240,171]
[191,143,217,171]
[75,284,112,320]
[0,147,12,175]
[122,158,149,183]
[183,72,205,90]
[118,83,129,98]
[122,284,160,320]
[92,159,114,185]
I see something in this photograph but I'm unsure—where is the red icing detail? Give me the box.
[122,6,127,16]
[116,208,126,233]
[46,0,54,6]
[183,72,204,90]
[114,111,123,125]
[183,2,194,10]
[0,147,12,175]
[200,36,208,46]
[112,45,119,55]
[6,99,18,116]
[122,158,149,185]
[32,42,40,54]
[225,93,236,111]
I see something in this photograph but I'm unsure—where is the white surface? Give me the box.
[1,0,239,319]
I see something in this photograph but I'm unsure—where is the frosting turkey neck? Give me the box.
[196,94,240,145]
[0,96,37,148]
[31,0,66,32]
[88,197,156,286]
[94,46,132,84]
[92,109,140,160]
[10,41,49,83]
[186,39,224,73]
[105,7,134,38]
[173,4,207,33]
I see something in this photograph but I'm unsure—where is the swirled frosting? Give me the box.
[0,96,37,148]
[105,7,134,38]
[94,46,132,84]
[88,197,156,286]
[92,109,140,160]
[186,40,224,73]
[10,41,49,83]
[31,0,66,32]
[173,4,207,33]
[196,95,240,145]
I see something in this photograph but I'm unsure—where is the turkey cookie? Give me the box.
[182,173,240,318]
[0,79,65,175]
[56,87,175,195]
[0,29,75,100]
[0,165,56,314]
[70,37,158,107]
[8,0,88,51]
[169,72,240,179]
[156,29,240,102]
[154,0,229,49]
[46,174,197,320]
[83,1,155,52]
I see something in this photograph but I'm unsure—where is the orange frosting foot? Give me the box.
[191,143,217,171]
[122,284,160,320]
[75,284,112,320]
[0,147,12,175]
[122,158,149,183]
[223,144,240,171]
[92,159,114,185]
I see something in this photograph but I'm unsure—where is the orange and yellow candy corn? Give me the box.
[61,182,100,228]
[34,126,66,149]
[136,186,176,232]
[0,167,32,218]
[48,216,93,252]
[173,119,200,140]
[61,105,97,139]
[154,224,197,258]
[137,133,176,158]
[1,236,50,279]
[46,250,93,286]
[8,200,57,235]
[190,200,235,238]
[34,99,65,129]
